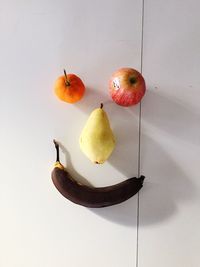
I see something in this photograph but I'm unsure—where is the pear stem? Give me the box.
[63,69,70,86]
[53,139,60,162]
[100,103,103,109]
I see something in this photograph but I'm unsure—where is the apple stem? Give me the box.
[130,77,137,84]
[100,103,103,109]
[63,69,70,86]
[53,139,60,162]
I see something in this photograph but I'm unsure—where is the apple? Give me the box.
[109,67,146,106]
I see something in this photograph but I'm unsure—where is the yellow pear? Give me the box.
[79,104,115,164]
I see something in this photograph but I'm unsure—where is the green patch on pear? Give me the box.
[79,104,115,164]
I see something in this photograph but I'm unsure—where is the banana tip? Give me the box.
[140,175,145,183]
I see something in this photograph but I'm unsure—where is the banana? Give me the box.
[52,140,145,208]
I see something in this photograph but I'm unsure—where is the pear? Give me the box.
[79,103,115,164]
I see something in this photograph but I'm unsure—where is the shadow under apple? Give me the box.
[106,102,139,178]
[133,89,200,146]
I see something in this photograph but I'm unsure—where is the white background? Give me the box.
[1,1,199,267]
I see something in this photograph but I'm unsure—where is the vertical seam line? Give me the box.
[136,0,145,267]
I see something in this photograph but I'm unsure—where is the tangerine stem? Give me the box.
[63,69,70,86]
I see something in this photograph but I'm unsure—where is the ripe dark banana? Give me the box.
[52,140,145,208]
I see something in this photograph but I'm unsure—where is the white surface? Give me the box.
[140,0,200,267]
[1,0,200,267]
[1,1,142,267]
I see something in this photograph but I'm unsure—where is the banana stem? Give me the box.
[53,139,60,162]
[63,69,70,86]
[100,103,103,109]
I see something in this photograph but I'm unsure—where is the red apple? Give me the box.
[109,67,146,106]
